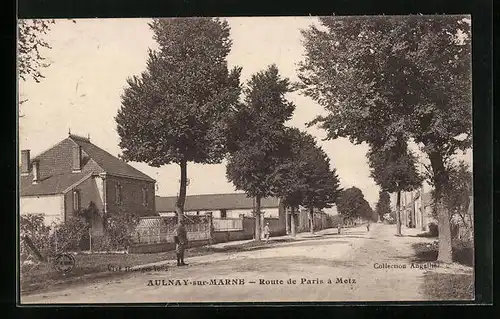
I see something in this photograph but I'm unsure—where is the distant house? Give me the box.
[402,190,434,230]
[155,193,284,219]
[20,134,156,234]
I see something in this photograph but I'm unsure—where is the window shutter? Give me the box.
[73,190,80,212]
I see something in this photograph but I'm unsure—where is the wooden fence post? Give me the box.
[22,235,46,262]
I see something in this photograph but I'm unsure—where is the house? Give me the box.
[401,190,433,230]
[20,133,156,234]
[155,193,284,219]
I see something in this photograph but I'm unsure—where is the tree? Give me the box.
[367,143,423,235]
[299,16,471,263]
[429,160,473,230]
[336,187,371,224]
[18,19,55,84]
[274,128,341,235]
[116,18,242,222]
[298,144,341,234]
[445,161,473,224]
[360,199,377,222]
[376,190,391,222]
[226,64,295,241]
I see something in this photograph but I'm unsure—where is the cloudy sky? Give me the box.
[18,17,472,210]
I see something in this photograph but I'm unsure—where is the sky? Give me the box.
[18,17,472,211]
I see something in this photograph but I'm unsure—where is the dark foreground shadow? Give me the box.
[411,242,474,267]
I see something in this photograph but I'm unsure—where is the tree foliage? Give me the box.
[367,141,422,234]
[273,127,342,233]
[299,16,471,262]
[116,18,241,221]
[275,128,341,211]
[18,19,55,83]
[429,160,472,220]
[336,187,372,221]
[226,64,295,240]
[226,64,295,199]
[118,18,241,167]
[367,142,423,193]
[376,190,391,221]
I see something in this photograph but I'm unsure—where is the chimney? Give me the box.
[32,160,39,184]
[21,150,30,175]
[72,145,82,172]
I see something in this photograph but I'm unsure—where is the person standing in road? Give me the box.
[174,219,188,266]
[366,220,371,232]
[337,221,342,235]
[263,223,271,242]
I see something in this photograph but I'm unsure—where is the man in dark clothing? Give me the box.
[174,220,188,266]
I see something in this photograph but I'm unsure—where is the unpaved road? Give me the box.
[22,223,439,303]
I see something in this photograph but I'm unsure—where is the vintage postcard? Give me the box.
[18,16,474,304]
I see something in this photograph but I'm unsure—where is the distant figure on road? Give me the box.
[337,222,342,235]
[174,220,188,266]
[263,223,270,242]
[366,221,371,232]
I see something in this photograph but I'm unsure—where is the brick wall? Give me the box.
[105,175,155,217]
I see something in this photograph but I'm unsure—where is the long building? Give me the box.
[155,193,284,219]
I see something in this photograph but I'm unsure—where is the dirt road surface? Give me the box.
[21,223,439,303]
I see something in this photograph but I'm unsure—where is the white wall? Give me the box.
[20,195,65,226]
[159,207,280,218]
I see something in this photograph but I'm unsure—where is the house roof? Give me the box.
[20,134,154,196]
[71,136,154,182]
[20,171,92,196]
[155,193,280,212]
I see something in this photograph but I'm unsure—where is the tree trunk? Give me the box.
[396,191,402,236]
[175,159,187,224]
[254,196,261,242]
[309,207,314,234]
[285,207,289,234]
[290,206,296,237]
[429,151,453,264]
[421,186,425,230]
[410,191,415,228]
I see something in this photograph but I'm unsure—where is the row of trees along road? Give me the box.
[116,18,342,241]
[298,16,471,263]
[336,187,376,224]
[226,65,341,238]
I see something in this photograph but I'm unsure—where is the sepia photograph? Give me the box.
[18,16,473,304]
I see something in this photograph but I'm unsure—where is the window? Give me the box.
[220,209,227,219]
[142,188,148,207]
[115,184,122,204]
[73,190,81,212]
